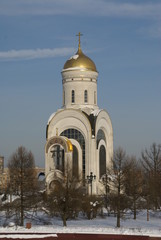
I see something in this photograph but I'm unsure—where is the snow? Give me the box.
[62,67,87,71]
[69,54,79,60]
[91,109,102,116]
[0,210,161,237]
[0,234,57,239]
[47,112,56,124]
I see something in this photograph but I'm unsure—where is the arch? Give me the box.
[60,128,85,178]
[46,170,64,191]
[99,145,106,179]
[96,129,106,149]
[47,108,91,141]
[49,180,62,191]
[45,136,72,153]
[38,172,45,180]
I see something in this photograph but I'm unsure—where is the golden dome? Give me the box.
[63,45,97,72]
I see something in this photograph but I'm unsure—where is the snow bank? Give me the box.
[0,210,161,237]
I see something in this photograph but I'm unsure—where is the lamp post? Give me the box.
[87,172,96,195]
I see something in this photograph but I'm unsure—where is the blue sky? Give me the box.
[0,0,161,167]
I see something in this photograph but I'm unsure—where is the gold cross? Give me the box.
[76,32,83,48]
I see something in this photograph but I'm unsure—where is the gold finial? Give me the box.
[56,128,58,136]
[76,32,83,50]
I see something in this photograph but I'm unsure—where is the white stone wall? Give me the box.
[95,110,113,194]
[46,108,113,195]
[62,69,98,109]
[46,109,91,183]
[47,109,92,141]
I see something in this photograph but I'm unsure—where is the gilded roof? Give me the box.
[63,45,97,72]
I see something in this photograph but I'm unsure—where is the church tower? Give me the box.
[62,33,98,110]
[45,33,113,195]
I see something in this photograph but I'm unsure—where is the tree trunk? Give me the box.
[117,195,120,228]
[20,163,24,226]
[147,198,149,221]
[134,197,136,220]
[117,211,120,228]
[20,197,24,226]
[63,215,67,227]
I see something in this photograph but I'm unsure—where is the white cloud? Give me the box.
[0,48,75,61]
[0,0,161,19]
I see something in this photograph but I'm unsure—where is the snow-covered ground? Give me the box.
[0,210,161,237]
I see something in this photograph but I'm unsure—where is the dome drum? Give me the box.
[61,69,98,81]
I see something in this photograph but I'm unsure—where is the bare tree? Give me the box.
[45,170,82,227]
[141,143,161,210]
[8,146,38,226]
[101,172,111,210]
[124,156,143,219]
[110,147,126,227]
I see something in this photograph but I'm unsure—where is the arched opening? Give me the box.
[94,91,96,104]
[71,90,75,103]
[72,145,78,179]
[96,129,106,149]
[84,90,88,103]
[60,128,85,179]
[38,172,45,181]
[50,180,62,191]
[99,145,106,178]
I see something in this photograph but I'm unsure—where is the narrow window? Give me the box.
[94,91,96,104]
[99,145,106,178]
[71,90,75,103]
[84,90,88,103]
[73,145,78,179]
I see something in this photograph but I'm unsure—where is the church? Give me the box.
[45,34,113,195]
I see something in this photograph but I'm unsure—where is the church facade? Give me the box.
[45,35,113,195]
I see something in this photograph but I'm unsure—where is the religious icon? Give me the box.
[50,145,64,172]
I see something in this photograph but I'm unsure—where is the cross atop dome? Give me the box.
[76,32,83,50]
[62,33,97,72]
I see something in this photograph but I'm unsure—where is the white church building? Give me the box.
[45,34,113,195]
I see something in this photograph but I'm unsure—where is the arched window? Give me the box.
[96,129,106,149]
[71,90,75,103]
[60,128,85,179]
[94,91,96,104]
[73,145,78,179]
[99,145,106,178]
[84,90,88,103]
